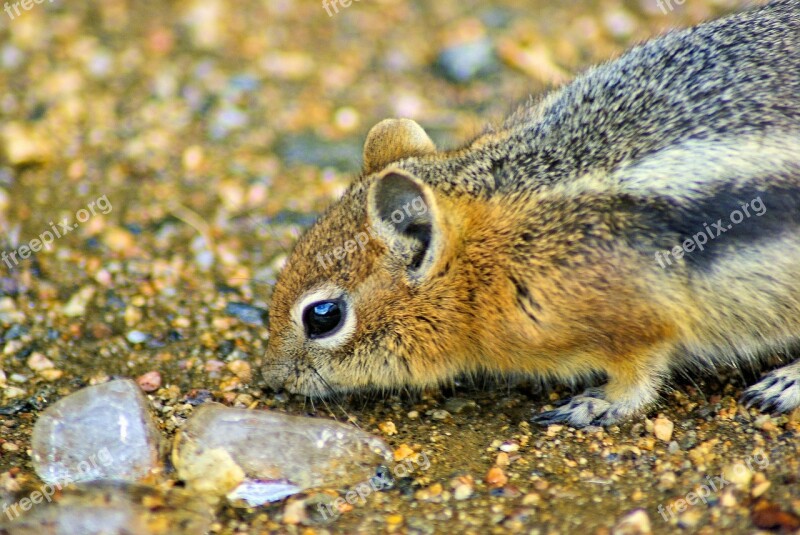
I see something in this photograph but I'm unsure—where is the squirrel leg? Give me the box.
[741,360,800,413]
[532,348,671,427]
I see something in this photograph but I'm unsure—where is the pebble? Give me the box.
[431,409,451,421]
[26,352,55,371]
[394,443,415,462]
[722,462,753,489]
[677,508,702,528]
[224,302,269,326]
[136,371,162,392]
[126,330,149,344]
[378,421,398,436]
[453,480,474,501]
[485,467,508,488]
[226,360,251,382]
[61,286,96,317]
[652,417,674,442]
[612,509,652,535]
[443,398,477,414]
[751,480,771,498]
[436,37,496,83]
[499,441,519,452]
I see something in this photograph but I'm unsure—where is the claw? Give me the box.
[531,410,562,425]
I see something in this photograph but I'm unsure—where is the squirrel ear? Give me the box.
[367,170,442,278]
[363,119,436,175]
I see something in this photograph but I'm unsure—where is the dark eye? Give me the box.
[302,299,345,339]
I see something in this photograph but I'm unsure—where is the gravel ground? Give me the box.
[1,0,799,533]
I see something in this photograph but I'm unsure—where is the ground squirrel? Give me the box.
[264,0,800,427]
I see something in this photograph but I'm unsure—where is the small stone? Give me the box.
[443,398,477,414]
[652,417,674,442]
[386,513,404,526]
[754,414,779,432]
[751,480,771,498]
[281,497,313,525]
[657,471,677,491]
[407,410,419,420]
[124,306,143,327]
[522,493,541,505]
[61,286,95,317]
[378,421,398,436]
[2,442,19,452]
[224,302,269,326]
[414,482,443,502]
[0,298,23,324]
[546,424,564,436]
[431,409,451,421]
[453,482,473,501]
[677,509,702,529]
[39,369,64,381]
[136,371,162,392]
[27,352,55,371]
[720,489,737,507]
[126,330,149,344]
[499,441,519,452]
[485,467,508,488]
[496,452,510,467]
[722,463,753,489]
[394,444,415,462]
[612,509,652,535]
[226,360,251,382]
[2,122,53,165]
[436,37,496,83]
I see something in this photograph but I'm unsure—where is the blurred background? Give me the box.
[3,1,788,534]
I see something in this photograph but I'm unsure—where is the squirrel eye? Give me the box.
[302,299,345,339]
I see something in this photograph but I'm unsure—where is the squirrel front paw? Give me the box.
[532,388,616,427]
[532,381,658,427]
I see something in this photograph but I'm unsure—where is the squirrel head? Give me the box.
[264,119,470,396]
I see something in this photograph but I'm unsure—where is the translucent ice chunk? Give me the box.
[172,403,392,504]
[31,379,161,485]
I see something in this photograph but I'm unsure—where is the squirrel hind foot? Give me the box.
[741,360,800,413]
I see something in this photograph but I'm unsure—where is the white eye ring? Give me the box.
[291,284,356,349]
